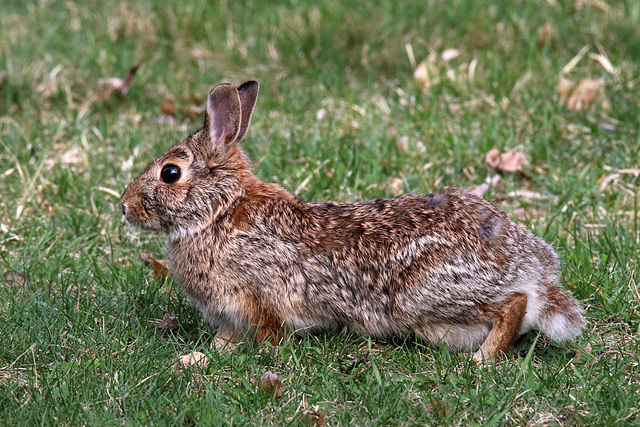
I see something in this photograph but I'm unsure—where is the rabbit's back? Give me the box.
[300,191,554,337]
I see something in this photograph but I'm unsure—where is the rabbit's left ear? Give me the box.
[204,83,242,145]
[236,81,259,142]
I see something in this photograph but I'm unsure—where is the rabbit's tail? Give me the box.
[537,286,586,342]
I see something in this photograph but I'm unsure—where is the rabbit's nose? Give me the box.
[121,202,127,216]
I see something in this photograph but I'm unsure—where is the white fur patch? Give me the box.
[540,312,582,342]
[416,323,491,350]
[519,289,542,336]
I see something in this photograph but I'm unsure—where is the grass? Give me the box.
[1,0,639,425]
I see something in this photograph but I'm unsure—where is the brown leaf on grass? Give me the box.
[396,136,410,154]
[486,148,527,172]
[139,251,169,284]
[371,94,391,116]
[179,351,209,367]
[588,52,617,75]
[97,61,142,99]
[159,99,204,121]
[536,23,555,49]
[160,100,177,117]
[567,78,603,111]
[413,62,431,90]
[158,313,179,330]
[573,342,593,361]
[41,203,56,215]
[254,371,283,400]
[557,77,574,105]
[0,71,6,89]
[425,398,452,417]
[3,271,25,287]
[302,405,327,427]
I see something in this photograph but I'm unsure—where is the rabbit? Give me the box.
[120,81,585,360]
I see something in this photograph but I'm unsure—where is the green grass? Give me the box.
[2,0,640,425]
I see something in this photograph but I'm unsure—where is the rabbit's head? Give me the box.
[120,81,260,237]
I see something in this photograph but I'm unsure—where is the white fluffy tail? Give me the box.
[538,287,586,342]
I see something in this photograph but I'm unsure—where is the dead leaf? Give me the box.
[255,371,283,400]
[561,45,591,74]
[441,48,460,63]
[180,351,209,367]
[413,62,431,89]
[618,168,640,175]
[139,251,169,284]
[485,148,527,172]
[158,313,179,330]
[588,52,617,75]
[396,136,410,154]
[371,94,391,115]
[536,23,555,49]
[160,100,177,117]
[0,71,6,89]
[573,342,593,361]
[302,405,327,426]
[485,149,502,168]
[557,77,574,105]
[96,61,142,99]
[425,398,452,417]
[3,271,25,287]
[41,203,55,215]
[567,78,603,111]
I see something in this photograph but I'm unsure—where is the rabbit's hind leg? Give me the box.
[472,293,528,362]
[213,326,242,352]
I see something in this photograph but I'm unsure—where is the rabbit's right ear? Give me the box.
[236,81,259,142]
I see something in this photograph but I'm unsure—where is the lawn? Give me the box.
[1,0,639,425]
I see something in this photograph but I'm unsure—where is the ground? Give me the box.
[1,0,639,425]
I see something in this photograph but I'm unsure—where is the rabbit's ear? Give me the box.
[204,83,242,145]
[236,81,260,142]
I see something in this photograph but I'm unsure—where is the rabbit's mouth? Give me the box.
[121,201,163,232]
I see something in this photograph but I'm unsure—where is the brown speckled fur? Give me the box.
[121,81,585,359]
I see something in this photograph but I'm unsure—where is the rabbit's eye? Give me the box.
[161,164,181,184]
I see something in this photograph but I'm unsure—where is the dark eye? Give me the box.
[161,164,181,184]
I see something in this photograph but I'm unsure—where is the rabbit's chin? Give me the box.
[122,216,165,233]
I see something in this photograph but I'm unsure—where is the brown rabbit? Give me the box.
[121,81,585,360]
